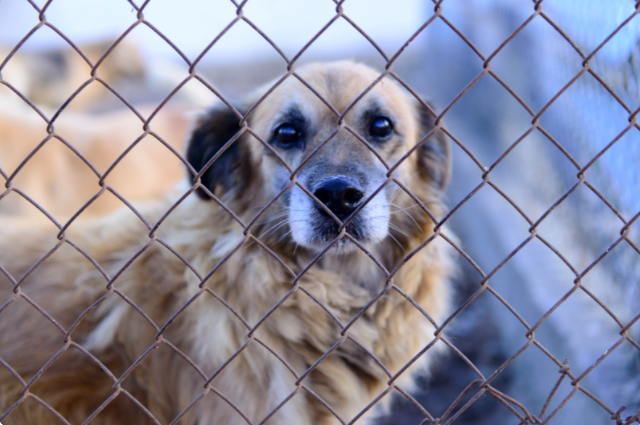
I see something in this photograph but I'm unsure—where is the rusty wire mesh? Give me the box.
[0,0,639,424]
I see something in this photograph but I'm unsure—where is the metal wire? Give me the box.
[0,0,639,424]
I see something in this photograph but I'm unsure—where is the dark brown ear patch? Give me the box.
[416,101,451,192]
[186,106,253,199]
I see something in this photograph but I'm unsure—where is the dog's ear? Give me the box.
[415,101,451,193]
[186,105,254,200]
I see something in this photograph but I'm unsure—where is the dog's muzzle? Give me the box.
[288,173,388,249]
[312,176,364,220]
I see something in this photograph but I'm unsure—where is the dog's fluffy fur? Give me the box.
[0,61,454,424]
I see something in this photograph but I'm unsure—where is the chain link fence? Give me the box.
[0,0,639,424]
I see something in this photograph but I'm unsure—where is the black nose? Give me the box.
[312,176,365,220]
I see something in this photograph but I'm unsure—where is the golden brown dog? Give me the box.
[0,61,454,424]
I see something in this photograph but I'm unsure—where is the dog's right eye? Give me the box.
[275,123,301,147]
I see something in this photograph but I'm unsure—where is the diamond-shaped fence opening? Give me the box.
[0,0,639,424]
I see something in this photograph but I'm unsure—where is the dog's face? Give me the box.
[187,61,450,254]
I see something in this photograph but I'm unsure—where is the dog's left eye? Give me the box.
[369,116,393,139]
[275,123,301,147]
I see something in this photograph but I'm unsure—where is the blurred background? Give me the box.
[1,0,639,423]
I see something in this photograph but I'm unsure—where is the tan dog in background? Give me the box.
[0,40,146,112]
[0,61,454,424]
[0,40,201,220]
[0,102,191,221]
